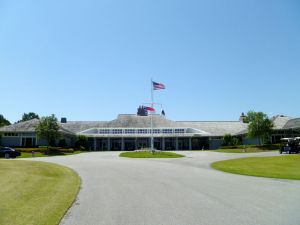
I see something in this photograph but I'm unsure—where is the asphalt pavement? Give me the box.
[26,151,300,225]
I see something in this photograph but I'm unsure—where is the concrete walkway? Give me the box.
[27,151,300,225]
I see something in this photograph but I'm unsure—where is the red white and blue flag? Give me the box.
[152,81,165,90]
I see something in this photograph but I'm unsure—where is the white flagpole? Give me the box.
[150,78,154,153]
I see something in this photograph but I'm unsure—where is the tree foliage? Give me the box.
[35,114,61,147]
[246,111,273,144]
[0,114,10,127]
[18,112,39,123]
[75,135,88,150]
[223,133,240,146]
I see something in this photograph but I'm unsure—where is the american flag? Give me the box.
[153,81,165,90]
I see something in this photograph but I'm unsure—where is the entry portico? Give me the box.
[71,114,243,150]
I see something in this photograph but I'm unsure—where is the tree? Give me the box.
[223,133,240,146]
[18,112,39,123]
[75,135,88,150]
[0,114,10,127]
[246,111,273,145]
[35,114,61,147]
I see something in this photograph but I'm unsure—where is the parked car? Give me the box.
[295,137,300,152]
[279,138,299,154]
[0,147,21,158]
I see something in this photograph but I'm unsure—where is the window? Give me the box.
[21,132,35,137]
[138,129,148,134]
[112,129,123,134]
[162,129,173,134]
[153,129,161,134]
[175,129,185,134]
[4,133,18,137]
[125,129,135,134]
[99,129,110,134]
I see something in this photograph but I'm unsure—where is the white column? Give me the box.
[121,138,125,151]
[94,137,97,151]
[189,137,192,150]
[107,138,111,151]
[175,137,179,150]
[162,137,165,150]
[19,133,23,146]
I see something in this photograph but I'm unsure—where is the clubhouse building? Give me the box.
[0,113,299,150]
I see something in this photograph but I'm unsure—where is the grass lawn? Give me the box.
[120,151,185,158]
[18,151,82,158]
[211,155,300,180]
[0,160,80,225]
[214,149,277,153]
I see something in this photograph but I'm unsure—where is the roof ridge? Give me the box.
[177,121,241,122]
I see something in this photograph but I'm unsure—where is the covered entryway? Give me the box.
[136,138,149,150]
[124,138,136,151]
[22,137,36,147]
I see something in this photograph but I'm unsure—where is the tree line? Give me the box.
[0,112,39,127]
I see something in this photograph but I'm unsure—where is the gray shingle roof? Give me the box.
[177,121,248,136]
[0,119,39,132]
[1,114,298,136]
[62,114,248,136]
[272,115,294,129]
[0,118,76,135]
[61,121,107,133]
[283,118,300,129]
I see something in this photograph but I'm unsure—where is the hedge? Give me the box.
[15,147,75,153]
[219,144,280,150]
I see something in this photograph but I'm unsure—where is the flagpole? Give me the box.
[150,78,154,153]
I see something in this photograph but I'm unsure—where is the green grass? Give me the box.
[211,155,300,180]
[213,149,277,153]
[18,151,82,158]
[0,160,80,225]
[120,151,185,158]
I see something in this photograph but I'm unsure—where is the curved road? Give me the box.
[30,151,300,225]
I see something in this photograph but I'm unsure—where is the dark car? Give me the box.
[0,147,21,158]
[279,138,299,154]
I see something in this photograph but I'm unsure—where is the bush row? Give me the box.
[15,147,75,153]
[219,144,280,150]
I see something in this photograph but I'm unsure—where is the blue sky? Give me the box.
[0,0,299,123]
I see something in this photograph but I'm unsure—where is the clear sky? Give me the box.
[0,0,299,123]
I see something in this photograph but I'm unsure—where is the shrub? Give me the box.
[219,144,280,150]
[75,135,88,150]
[15,147,74,153]
[222,134,241,146]
[58,139,68,148]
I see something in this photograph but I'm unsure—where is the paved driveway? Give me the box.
[28,151,300,225]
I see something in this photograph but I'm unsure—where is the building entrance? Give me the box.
[22,137,36,147]
[178,138,189,150]
[96,139,108,151]
[124,138,135,151]
[110,138,122,151]
[136,138,149,150]
[154,138,162,150]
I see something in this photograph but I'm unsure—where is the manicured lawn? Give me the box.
[0,160,80,225]
[211,155,300,180]
[214,149,277,153]
[120,151,185,158]
[18,151,82,158]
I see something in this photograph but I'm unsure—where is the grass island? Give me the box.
[211,155,300,180]
[120,151,184,158]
